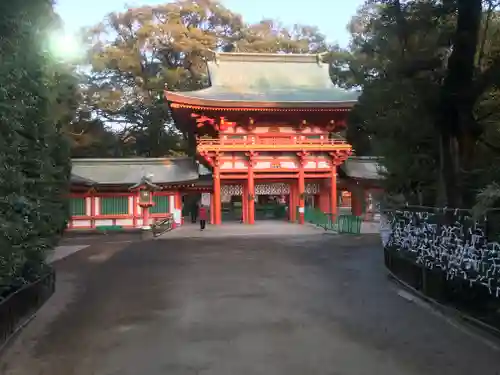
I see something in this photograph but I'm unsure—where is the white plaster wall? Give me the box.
[95,219,113,226]
[234,161,247,169]
[220,161,233,169]
[281,161,297,169]
[128,196,134,214]
[169,195,175,214]
[116,218,134,226]
[94,197,100,215]
[253,126,294,133]
[255,161,271,169]
[85,198,91,216]
[71,220,91,228]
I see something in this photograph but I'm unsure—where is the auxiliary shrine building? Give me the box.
[67,52,383,230]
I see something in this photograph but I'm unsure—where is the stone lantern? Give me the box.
[130,174,161,230]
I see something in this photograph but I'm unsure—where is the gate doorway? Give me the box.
[255,195,288,221]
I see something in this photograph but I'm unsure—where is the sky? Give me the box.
[55,0,365,47]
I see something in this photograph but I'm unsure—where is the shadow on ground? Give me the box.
[2,232,500,375]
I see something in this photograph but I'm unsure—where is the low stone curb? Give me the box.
[387,269,500,340]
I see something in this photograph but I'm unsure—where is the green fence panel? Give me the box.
[69,197,86,216]
[337,215,362,234]
[302,207,362,234]
[100,196,128,215]
[151,195,170,214]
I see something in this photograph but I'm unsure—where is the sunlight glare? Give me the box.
[49,32,83,61]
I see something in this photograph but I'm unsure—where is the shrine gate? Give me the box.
[165,51,361,225]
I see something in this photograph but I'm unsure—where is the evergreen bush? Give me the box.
[0,0,71,298]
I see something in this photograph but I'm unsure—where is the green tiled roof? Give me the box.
[342,157,385,180]
[166,52,360,107]
[71,157,199,185]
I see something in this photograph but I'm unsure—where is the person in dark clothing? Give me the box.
[199,205,207,230]
[191,202,198,223]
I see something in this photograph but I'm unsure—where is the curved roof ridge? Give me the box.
[209,51,326,64]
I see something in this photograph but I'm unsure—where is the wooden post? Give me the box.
[132,193,138,228]
[247,153,256,224]
[319,182,329,213]
[242,183,248,223]
[213,163,222,225]
[351,186,363,217]
[142,205,150,229]
[90,190,96,229]
[210,192,215,224]
[330,167,338,220]
[298,168,305,224]
[248,171,255,224]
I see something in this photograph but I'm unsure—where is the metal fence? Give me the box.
[0,269,56,351]
[383,206,500,331]
[304,207,362,234]
[151,214,174,237]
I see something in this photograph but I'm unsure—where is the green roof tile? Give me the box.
[166,53,360,107]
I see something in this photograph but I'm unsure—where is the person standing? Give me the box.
[191,201,198,223]
[199,205,207,230]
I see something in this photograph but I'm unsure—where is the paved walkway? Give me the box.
[160,221,326,239]
[2,232,500,375]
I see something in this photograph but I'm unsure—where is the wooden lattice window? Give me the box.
[69,197,86,216]
[100,196,129,215]
[151,195,170,214]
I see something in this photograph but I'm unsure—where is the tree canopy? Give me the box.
[337,0,500,208]
[80,0,334,157]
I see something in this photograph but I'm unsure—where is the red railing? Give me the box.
[197,136,349,147]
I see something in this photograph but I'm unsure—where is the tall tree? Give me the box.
[338,0,500,206]
[83,0,331,156]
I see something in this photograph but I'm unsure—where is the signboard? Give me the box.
[173,209,182,224]
[298,207,305,213]
[201,193,211,206]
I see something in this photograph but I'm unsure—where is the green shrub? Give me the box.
[0,0,71,297]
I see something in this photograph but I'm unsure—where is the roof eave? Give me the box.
[165,91,357,110]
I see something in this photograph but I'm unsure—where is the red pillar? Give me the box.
[248,170,255,224]
[242,183,248,223]
[210,192,215,224]
[351,188,363,217]
[298,169,305,224]
[330,167,338,219]
[292,182,299,222]
[142,205,150,229]
[319,181,329,213]
[90,192,96,229]
[214,164,222,225]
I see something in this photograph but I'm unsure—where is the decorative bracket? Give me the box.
[328,150,352,166]
[245,151,258,168]
[296,151,309,168]
[248,117,255,131]
[218,117,237,132]
[191,113,215,128]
